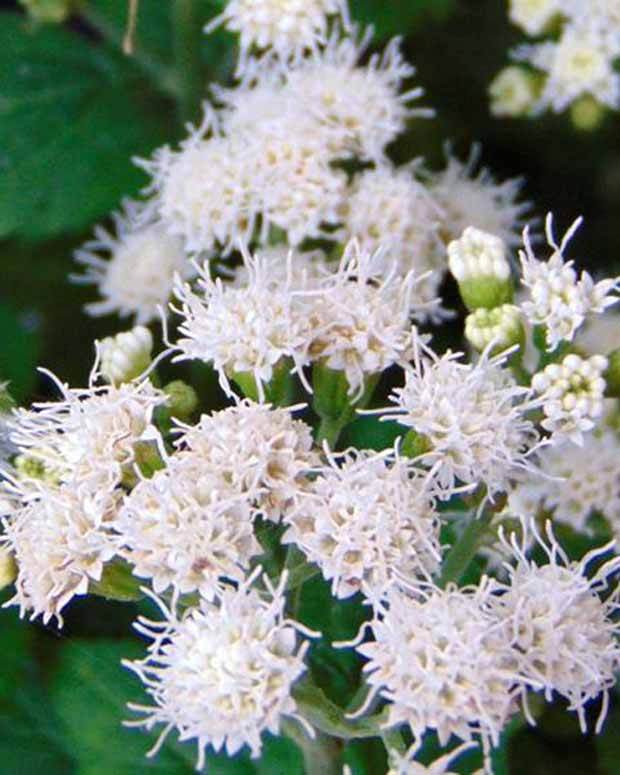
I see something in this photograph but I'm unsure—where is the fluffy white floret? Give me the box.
[73,202,193,324]
[283,448,442,599]
[173,400,318,522]
[124,572,316,769]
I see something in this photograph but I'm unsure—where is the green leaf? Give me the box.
[0,301,39,401]
[350,0,455,40]
[339,417,407,452]
[0,13,171,239]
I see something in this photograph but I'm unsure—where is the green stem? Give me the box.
[282,721,341,775]
[81,7,180,100]
[381,727,407,757]
[439,510,493,587]
[173,0,205,126]
[315,415,348,449]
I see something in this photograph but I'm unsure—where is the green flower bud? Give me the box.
[19,0,74,23]
[164,380,199,420]
[465,305,525,354]
[489,66,539,118]
[99,326,153,385]
[570,96,606,132]
[0,548,17,591]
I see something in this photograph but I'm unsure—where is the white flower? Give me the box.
[124,572,315,769]
[532,353,608,444]
[284,31,431,161]
[519,214,620,351]
[283,449,442,599]
[515,430,620,534]
[205,0,350,76]
[465,305,524,353]
[518,25,620,112]
[493,522,620,732]
[508,0,562,36]
[489,66,538,118]
[98,326,153,385]
[2,482,119,625]
[8,371,166,494]
[343,164,445,309]
[172,250,311,400]
[305,243,432,399]
[73,202,192,324]
[137,129,259,256]
[376,342,541,496]
[115,459,260,599]
[427,146,530,249]
[174,400,318,522]
[354,580,519,752]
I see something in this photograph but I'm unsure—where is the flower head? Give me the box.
[283,448,442,599]
[493,522,620,732]
[377,342,541,496]
[532,353,608,444]
[174,400,318,522]
[116,459,260,599]
[172,250,311,400]
[124,572,315,768]
[2,482,119,625]
[356,580,518,751]
[519,214,620,351]
[489,66,538,118]
[8,371,166,495]
[205,0,350,76]
[305,243,432,399]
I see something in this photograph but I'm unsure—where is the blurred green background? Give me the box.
[1,1,620,772]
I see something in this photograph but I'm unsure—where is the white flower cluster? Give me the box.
[493,0,620,118]
[353,523,620,761]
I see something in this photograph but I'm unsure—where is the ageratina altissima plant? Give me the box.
[4,2,620,774]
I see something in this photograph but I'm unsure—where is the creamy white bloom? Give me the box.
[305,243,434,399]
[532,353,608,444]
[73,203,193,324]
[8,371,166,494]
[172,251,311,400]
[229,245,330,291]
[519,214,620,351]
[284,31,431,161]
[355,581,519,752]
[489,66,538,118]
[377,342,541,496]
[514,431,620,534]
[427,147,530,249]
[98,326,153,385]
[174,400,318,522]
[2,482,119,625]
[509,0,562,36]
[493,522,620,732]
[115,459,260,599]
[124,573,315,768]
[137,130,259,256]
[518,26,620,112]
[205,0,350,76]
[283,449,442,599]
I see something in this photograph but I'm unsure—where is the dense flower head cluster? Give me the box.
[8,1,620,773]
[494,0,620,118]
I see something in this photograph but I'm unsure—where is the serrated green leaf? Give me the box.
[0,13,171,239]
